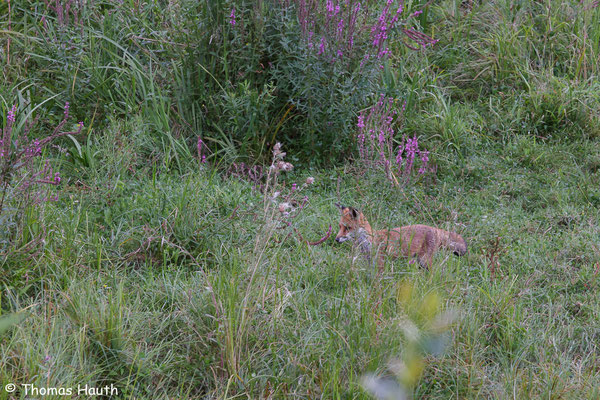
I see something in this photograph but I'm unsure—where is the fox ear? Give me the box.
[335,202,345,211]
[349,207,359,219]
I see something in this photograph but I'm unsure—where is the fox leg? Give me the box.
[376,253,385,273]
[417,231,435,269]
[417,253,432,269]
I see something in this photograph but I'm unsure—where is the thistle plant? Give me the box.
[0,103,83,241]
[356,95,432,186]
[260,143,330,248]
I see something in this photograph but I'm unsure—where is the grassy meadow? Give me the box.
[1,0,600,398]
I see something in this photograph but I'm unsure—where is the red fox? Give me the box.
[335,205,467,270]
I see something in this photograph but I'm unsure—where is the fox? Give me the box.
[334,204,467,270]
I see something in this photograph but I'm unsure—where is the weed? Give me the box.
[356,95,432,186]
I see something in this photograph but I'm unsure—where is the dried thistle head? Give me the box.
[277,161,294,172]
[278,202,292,215]
[272,142,286,160]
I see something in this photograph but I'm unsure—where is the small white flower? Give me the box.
[306,177,315,184]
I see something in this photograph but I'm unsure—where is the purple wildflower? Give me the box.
[229,8,236,26]
[418,149,429,174]
[30,139,42,157]
[197,137,207,163]
[7,105,16,123]
[395,143,404,170]
[326,0,334,17]
[404,136,418,173]
[318,37,326,55]
[357,114,366,129]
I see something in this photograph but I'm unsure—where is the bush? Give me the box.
[3,1,437,167]
[175,0,437,165]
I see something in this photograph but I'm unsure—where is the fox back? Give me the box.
[335,205,467,269]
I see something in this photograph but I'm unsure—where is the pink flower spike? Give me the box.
[230,8,236,26]
[197,137,207,163]
[326,0,334,16]
[318,37,326,55]
[7,105,16,123]
[357,114,366,129]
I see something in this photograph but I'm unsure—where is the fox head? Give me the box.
[335,204,371,243]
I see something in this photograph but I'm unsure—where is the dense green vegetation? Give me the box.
[1,0,599,398]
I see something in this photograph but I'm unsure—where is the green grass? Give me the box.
[1,0,600,398]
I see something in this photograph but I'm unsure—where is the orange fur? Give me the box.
[335,206,467,270]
